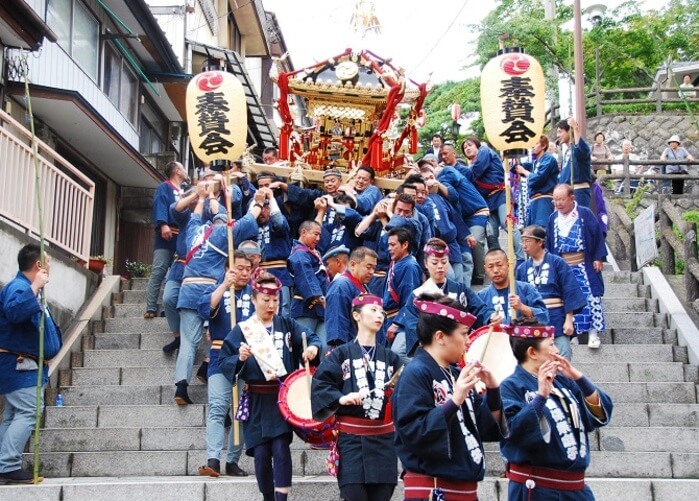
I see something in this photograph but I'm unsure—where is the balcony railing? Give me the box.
[0,108,94,263]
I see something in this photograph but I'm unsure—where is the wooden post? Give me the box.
[595,47,602,117]
[655,82,662,113]
[623,154,631,197]
[684,221,699,303]
[658,196,675,275]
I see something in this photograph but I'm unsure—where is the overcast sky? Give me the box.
[263,0,667,85]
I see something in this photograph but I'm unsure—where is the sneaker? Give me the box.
[174,380,193,405]
[162,337,181,354]
[198,458,220,478]
[0,469,40,484]
[143,311,156,319]
[196,360,209,384]
[588,333,601,349]
[225,461,248,476]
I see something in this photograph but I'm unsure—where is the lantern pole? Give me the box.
[503,154,518,321]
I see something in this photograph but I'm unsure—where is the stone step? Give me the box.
[81,349,206,369]
[124,278,150,291]
[42,401,699,432]
[120,289,148,304]
[596,382,696,404]
[104,317,170,333]
[45,405,207,429]
[602,298,656,313]
[603,283,645,298]
[601,271,642,284]
[91,332,176,350]
[53,384,210,407]
[10,477,699,501]
[21,447,699,481]
[576,362,685,383]
[603,311,656,328]
[609,328,669,345]
[600,427,699,453]
[69,366,207,387]
[571,344,674,363]
[112,303,158,318]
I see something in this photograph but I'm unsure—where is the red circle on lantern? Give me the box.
[196,71,225,92]
[500,54,530,76]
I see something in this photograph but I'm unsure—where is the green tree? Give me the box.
[471,0,699,94]
[418,78,483,151]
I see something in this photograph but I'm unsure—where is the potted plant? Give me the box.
[88,255,111,274]
[124,259,152,279]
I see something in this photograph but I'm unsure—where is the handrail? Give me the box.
[0,108,95,263]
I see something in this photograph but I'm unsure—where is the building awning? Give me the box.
[0,0,57,51]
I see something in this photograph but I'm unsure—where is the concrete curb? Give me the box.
[642,266,699,365]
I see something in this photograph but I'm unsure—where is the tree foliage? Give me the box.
[419,1,698,151]
[471,0,699,92]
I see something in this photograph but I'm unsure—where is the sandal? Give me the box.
[143,311,156,319]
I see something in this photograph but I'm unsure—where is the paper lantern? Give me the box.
[186,70,247,164]
[451,103,461,121]
[480,48,545,155]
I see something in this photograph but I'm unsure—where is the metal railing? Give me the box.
[0,109,95,263]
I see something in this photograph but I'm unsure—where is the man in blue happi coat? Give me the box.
[517,225,587,360]
[478,249,548,326]
[173,182,261,405]
[0,244,62,483]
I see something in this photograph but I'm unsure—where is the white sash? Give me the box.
[239,316,287,381]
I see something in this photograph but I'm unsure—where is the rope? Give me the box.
[19,49,47,484]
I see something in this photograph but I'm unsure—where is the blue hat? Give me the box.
[321,245,350,262]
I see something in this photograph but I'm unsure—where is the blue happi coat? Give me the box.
[397,278,492,357]
[500,364,613,500]
[152,180,182,252]
[311,342,402,487]
[258,211,293,286]
[288,241,329,319]
[515,252,586,337]
[318,205,363,254]
[0,272,62,393]
[383,254,423,325]
[324,272,371,346]
[393,348,506,482]
[461,146,505,212]
[477,281,549,325]
[524,152,558,227]
[546,205,607,297]
[197,283,254,377]
[219,315,321,454]
[558,138,592,208]
[176,212,259,310]
[425,194,462,265]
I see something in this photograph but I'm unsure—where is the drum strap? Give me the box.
[403,471,478,501]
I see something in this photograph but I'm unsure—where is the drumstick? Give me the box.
[248,345,281,373]
[477,324,496,365]
[371,365,404,393]
[302,332,312,394]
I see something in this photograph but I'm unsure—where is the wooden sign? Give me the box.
[186,70,247,164]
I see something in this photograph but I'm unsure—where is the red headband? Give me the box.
[352,294,383,308]
[503,324,555,338]
[424,245,449,258]
[414,299,476,328]
[251,268,283,295]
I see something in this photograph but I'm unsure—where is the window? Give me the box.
[47,0,99,80]
[103,43,140,126]
[139,102,166,156]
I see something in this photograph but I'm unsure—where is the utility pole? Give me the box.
[545,0,559,130]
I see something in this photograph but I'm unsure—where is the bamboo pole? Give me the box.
[503,156,517,321]
[223,170,240,446]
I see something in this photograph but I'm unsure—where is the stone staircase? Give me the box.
[11,272,699,500]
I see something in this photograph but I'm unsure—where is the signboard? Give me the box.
[634,203,658,268]
[481,49,545,153]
